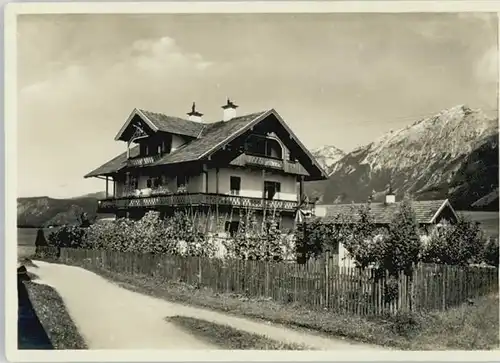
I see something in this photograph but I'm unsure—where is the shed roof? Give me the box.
[317,199,457,225]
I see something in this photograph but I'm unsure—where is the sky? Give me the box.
[17,13,498,198]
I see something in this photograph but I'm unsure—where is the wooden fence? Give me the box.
[39,247,498,316]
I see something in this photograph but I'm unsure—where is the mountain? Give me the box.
[308,105,499,210]
[72,191,107,200]
[311,146,345,175]
[17,194,102,227]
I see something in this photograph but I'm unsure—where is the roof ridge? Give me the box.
[139,108,199,124]
[321,199,448,206]
[139,107,271,125]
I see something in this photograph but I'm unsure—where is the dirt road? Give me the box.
[28,260,386,350]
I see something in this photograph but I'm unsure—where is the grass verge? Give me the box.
[42,259,499,350]
[167,316,307,350]
[23,279,87,349]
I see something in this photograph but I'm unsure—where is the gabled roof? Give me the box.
[317,199,458,225]
[85,146,139,177]
[86,108,328,180]
[114,108,205,141]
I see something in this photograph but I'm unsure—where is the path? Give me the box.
[28,260,386,350]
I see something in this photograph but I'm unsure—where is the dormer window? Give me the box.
[245,135,283,159]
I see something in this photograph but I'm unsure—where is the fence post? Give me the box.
[441,265,446,311]
[325,251,330,309]
[198,256,202,285]
[411,265,417,312]
[265,262,270,297]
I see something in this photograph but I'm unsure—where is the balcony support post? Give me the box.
[105,176,109,198]
[262,169,266,212]
[215,167,220,223]
[299,175,304,202]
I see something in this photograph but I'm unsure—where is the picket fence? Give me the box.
[39,247,498,316]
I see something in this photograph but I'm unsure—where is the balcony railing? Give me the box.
[229,153,309,175]
[97,192,314,213]
[126,154,163,167]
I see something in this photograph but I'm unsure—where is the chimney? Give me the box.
[222,98,238,121]
[385,183,396,204]
[187,102,203,122]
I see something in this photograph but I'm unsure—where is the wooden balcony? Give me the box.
[230,154,309,175]
[126,154,163,167]
[97,192,313,213]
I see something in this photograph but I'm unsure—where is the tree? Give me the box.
[423,217,486,266]
[78,212,91,228]
[381,198,422,275]
[34,228,48,247]
[342,202,382,269]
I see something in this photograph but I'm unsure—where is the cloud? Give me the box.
[19,35,214,104]
[475,46,498,85]
[128,36,213,74]
[17,34,218,197]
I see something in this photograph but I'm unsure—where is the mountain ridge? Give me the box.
[308,105,499,210]
[311,145,345,175]
[17,193,102,227]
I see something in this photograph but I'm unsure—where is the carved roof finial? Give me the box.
[222,98,238,109]
[187,101,203,117]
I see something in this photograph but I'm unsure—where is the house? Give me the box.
[314,191,460,266]
[85,99,328,234]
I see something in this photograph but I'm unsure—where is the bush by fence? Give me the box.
[37,247,499,317]
[47,211,296,261]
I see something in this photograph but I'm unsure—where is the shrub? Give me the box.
[229,210,294,261]
[340,202,385,269]
[381,198,422,275]
[47,225,86,248]
[423,217,486,266]
[84,218,136,251]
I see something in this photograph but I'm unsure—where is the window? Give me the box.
[225,221,240,237]
[127,175,138,190]
[264,181,281,200]
[245,135,283,159]
[177,174,189,188]
[153,177,162,188]
[146,178,152,188]
[230,176,241,195]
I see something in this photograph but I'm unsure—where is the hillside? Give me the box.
[17,194,100,227]
[307,105,499,210]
